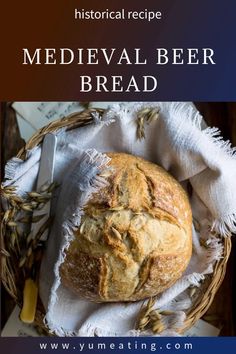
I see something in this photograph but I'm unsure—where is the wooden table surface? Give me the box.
[1,102,236,335]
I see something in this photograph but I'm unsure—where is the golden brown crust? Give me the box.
[60,153,192,302]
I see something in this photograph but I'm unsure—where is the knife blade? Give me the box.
[30,133,57,240]
[20,133,57,324]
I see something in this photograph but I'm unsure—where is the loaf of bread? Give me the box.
[60,153,192,302]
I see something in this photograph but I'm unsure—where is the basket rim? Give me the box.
[2,108,232,335]
[16,109,105,159]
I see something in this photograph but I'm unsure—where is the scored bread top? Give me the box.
[60,152,192,302]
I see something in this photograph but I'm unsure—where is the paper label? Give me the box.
[1,306,40,337]
[12,101,116,142]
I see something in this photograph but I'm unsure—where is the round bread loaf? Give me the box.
[60,153,192,302]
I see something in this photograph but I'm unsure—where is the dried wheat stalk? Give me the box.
[136,107,160,140]
[0,183,56,300]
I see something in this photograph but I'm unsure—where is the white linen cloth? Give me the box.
[3,102,236,336]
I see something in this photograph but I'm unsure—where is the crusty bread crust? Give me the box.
[60,153,192,302]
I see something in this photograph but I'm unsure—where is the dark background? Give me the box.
[1,0,236,100]
[1,102,236,335]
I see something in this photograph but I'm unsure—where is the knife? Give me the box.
[20,133,57,324]
[29,133,57,240]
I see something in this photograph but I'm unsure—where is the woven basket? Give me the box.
[1,108,232,335]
